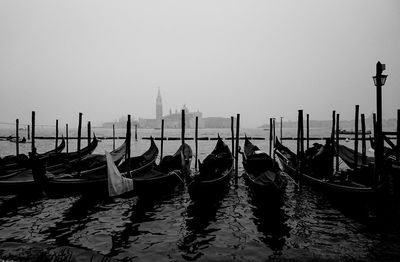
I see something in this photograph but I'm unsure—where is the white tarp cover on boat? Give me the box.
[106,151,134,197]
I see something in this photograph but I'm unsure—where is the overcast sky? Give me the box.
[0,0,399,128]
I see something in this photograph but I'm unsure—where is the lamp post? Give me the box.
[373,61,388,185]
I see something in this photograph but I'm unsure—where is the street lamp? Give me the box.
[372,61,388,186]
[373,74,388,87]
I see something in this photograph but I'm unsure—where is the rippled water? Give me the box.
[1,127,400,261]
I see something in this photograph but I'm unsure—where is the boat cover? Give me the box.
[106,151,133,197]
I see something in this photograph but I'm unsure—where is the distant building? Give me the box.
[138,89,232,129]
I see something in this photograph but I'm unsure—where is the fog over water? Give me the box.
[0,0,399,128]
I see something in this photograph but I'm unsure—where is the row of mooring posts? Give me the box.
[7,107,400,187]
[26,111,91,156]
[155,110,242,182]
[10,111,95,156]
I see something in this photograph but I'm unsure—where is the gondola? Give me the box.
[1,136,96,178]
[274,138,381,195]
[241,136,287,200]
[337,144,374,169]
[30,138,156,196]
[0,137,99,194]
[336,144,376,186]
[108,142,192,197]
[0,138,66,176]
[370,138,400,169]
[187,135,233,201]
[338,142,399,188]
[44,135,98,165]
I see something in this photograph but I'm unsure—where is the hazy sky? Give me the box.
[0,0,399,128]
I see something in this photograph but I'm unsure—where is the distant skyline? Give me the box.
[0,0,399,128]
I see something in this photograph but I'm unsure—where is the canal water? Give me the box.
[1,127,400,261]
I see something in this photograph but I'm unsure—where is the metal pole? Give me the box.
[375,62,384,185]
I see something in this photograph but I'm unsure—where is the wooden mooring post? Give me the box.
[127,115,131,160]
[112,124,115,150]
[77,113,82,154]
[195,116,198,170]
[235,114,240,182]
[336,113,340,172]
[231,116,234,157]
[296,110,304,189]
[299,111,304,158]
[269,118,273,156]
[354,105,359,170]
[181,110,185,167]
[16,119,19,155]
[296,113,301,160]
[31,111,35,153]
[66,124,69,153]
[126,115,131,177]
[280,117,283,144]
[87,121,91,145]
[55,119,59,149]
[135,124,138,141]
[331,110,336,141]
[397,109,400,162]
[373,113,377,141]
[273,118,276,148]
[361,114,366,165]
[272,118,276,159]
[160,119,164,160]
[306,114,310,150]
[27,125,30,140]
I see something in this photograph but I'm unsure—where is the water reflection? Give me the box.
[246,187,289,256]
[110,186,184,260]
[178,188,228,261]
[0,193,43,218]
[45,195,106,246]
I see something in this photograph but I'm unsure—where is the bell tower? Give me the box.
[156,87,163,120]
